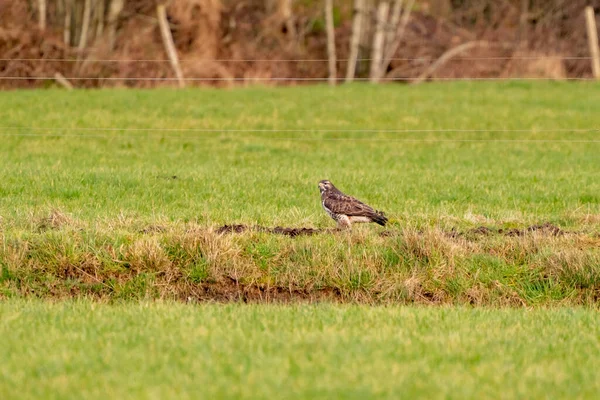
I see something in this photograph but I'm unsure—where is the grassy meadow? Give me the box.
[1,82,600,304]
[1,301,599,399]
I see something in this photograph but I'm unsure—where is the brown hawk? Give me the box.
[318,180,388,229]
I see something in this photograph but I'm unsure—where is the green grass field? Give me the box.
[1,83,600,399]
[1,82,600,304]
[2,82,600,224]
[1,301,599,399]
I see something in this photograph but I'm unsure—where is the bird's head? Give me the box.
[318,179,334,195]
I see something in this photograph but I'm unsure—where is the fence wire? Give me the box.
[0,56,593,63]
[0,76,596,82]
[2,128,599,143]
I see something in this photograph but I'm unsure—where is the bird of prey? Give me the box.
[318,180,388,229]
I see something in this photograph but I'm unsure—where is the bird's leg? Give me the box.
[337,216,352,230]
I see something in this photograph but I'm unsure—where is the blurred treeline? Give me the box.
[0,0,599,88]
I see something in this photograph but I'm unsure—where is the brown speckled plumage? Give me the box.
[318,180,388,229]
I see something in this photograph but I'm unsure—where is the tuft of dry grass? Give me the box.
[36,210,75,232]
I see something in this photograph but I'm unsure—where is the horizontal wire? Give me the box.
[0,76,596,81]
[3,132,600,143]
[0,56,593,63]
[1,127,599,134]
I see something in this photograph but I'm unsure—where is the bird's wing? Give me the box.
[323,192,378,217]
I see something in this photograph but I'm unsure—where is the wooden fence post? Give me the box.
[585,6,600,80]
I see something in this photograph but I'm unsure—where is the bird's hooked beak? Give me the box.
[318,180,330,195]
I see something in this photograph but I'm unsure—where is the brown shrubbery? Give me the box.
[1,0,599,89]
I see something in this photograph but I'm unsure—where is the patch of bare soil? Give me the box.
[470,226,494,235]
[446,223,566,238]
[216,224,323,237]
[216,222,567,238]
[270,226,322,237]
[499,222,564,237]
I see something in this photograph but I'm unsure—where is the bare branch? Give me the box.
[38,0,47,30]
[78,0,92,51]
[54,72,74,90]
[345,0,364,82]
[381,0,414,77]
[370,1,389,83]
[411,41,490,85]
[385,0,403,56]
[95,0,106,40]
[64,0,72,45]
[157,3,185,88]
[325,0,337,86]
[107,0,125,51]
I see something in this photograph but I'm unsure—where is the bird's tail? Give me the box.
[371,210,388,227]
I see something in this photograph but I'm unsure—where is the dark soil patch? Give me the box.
[216,222,568,239]
[499,222,564,237]
[216,224,323,237]
[458,223,565,238]
[216,224,249,234]
[445,228,461,238]
[527,223,563,235]
[270,226,321,237]
[499,228,521,237]
[470,226,494,235]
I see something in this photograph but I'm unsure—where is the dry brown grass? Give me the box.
[1,218,599,306]
[36,210,75,232]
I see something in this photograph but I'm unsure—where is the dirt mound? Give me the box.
[460,223,564,237]
[270,226,321,237]
[216,224,322,237]
[470,226,494,235]
[527,222,563,235]
[216,223,566,239]
[499,222,564,237]
[216,224,248,234]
